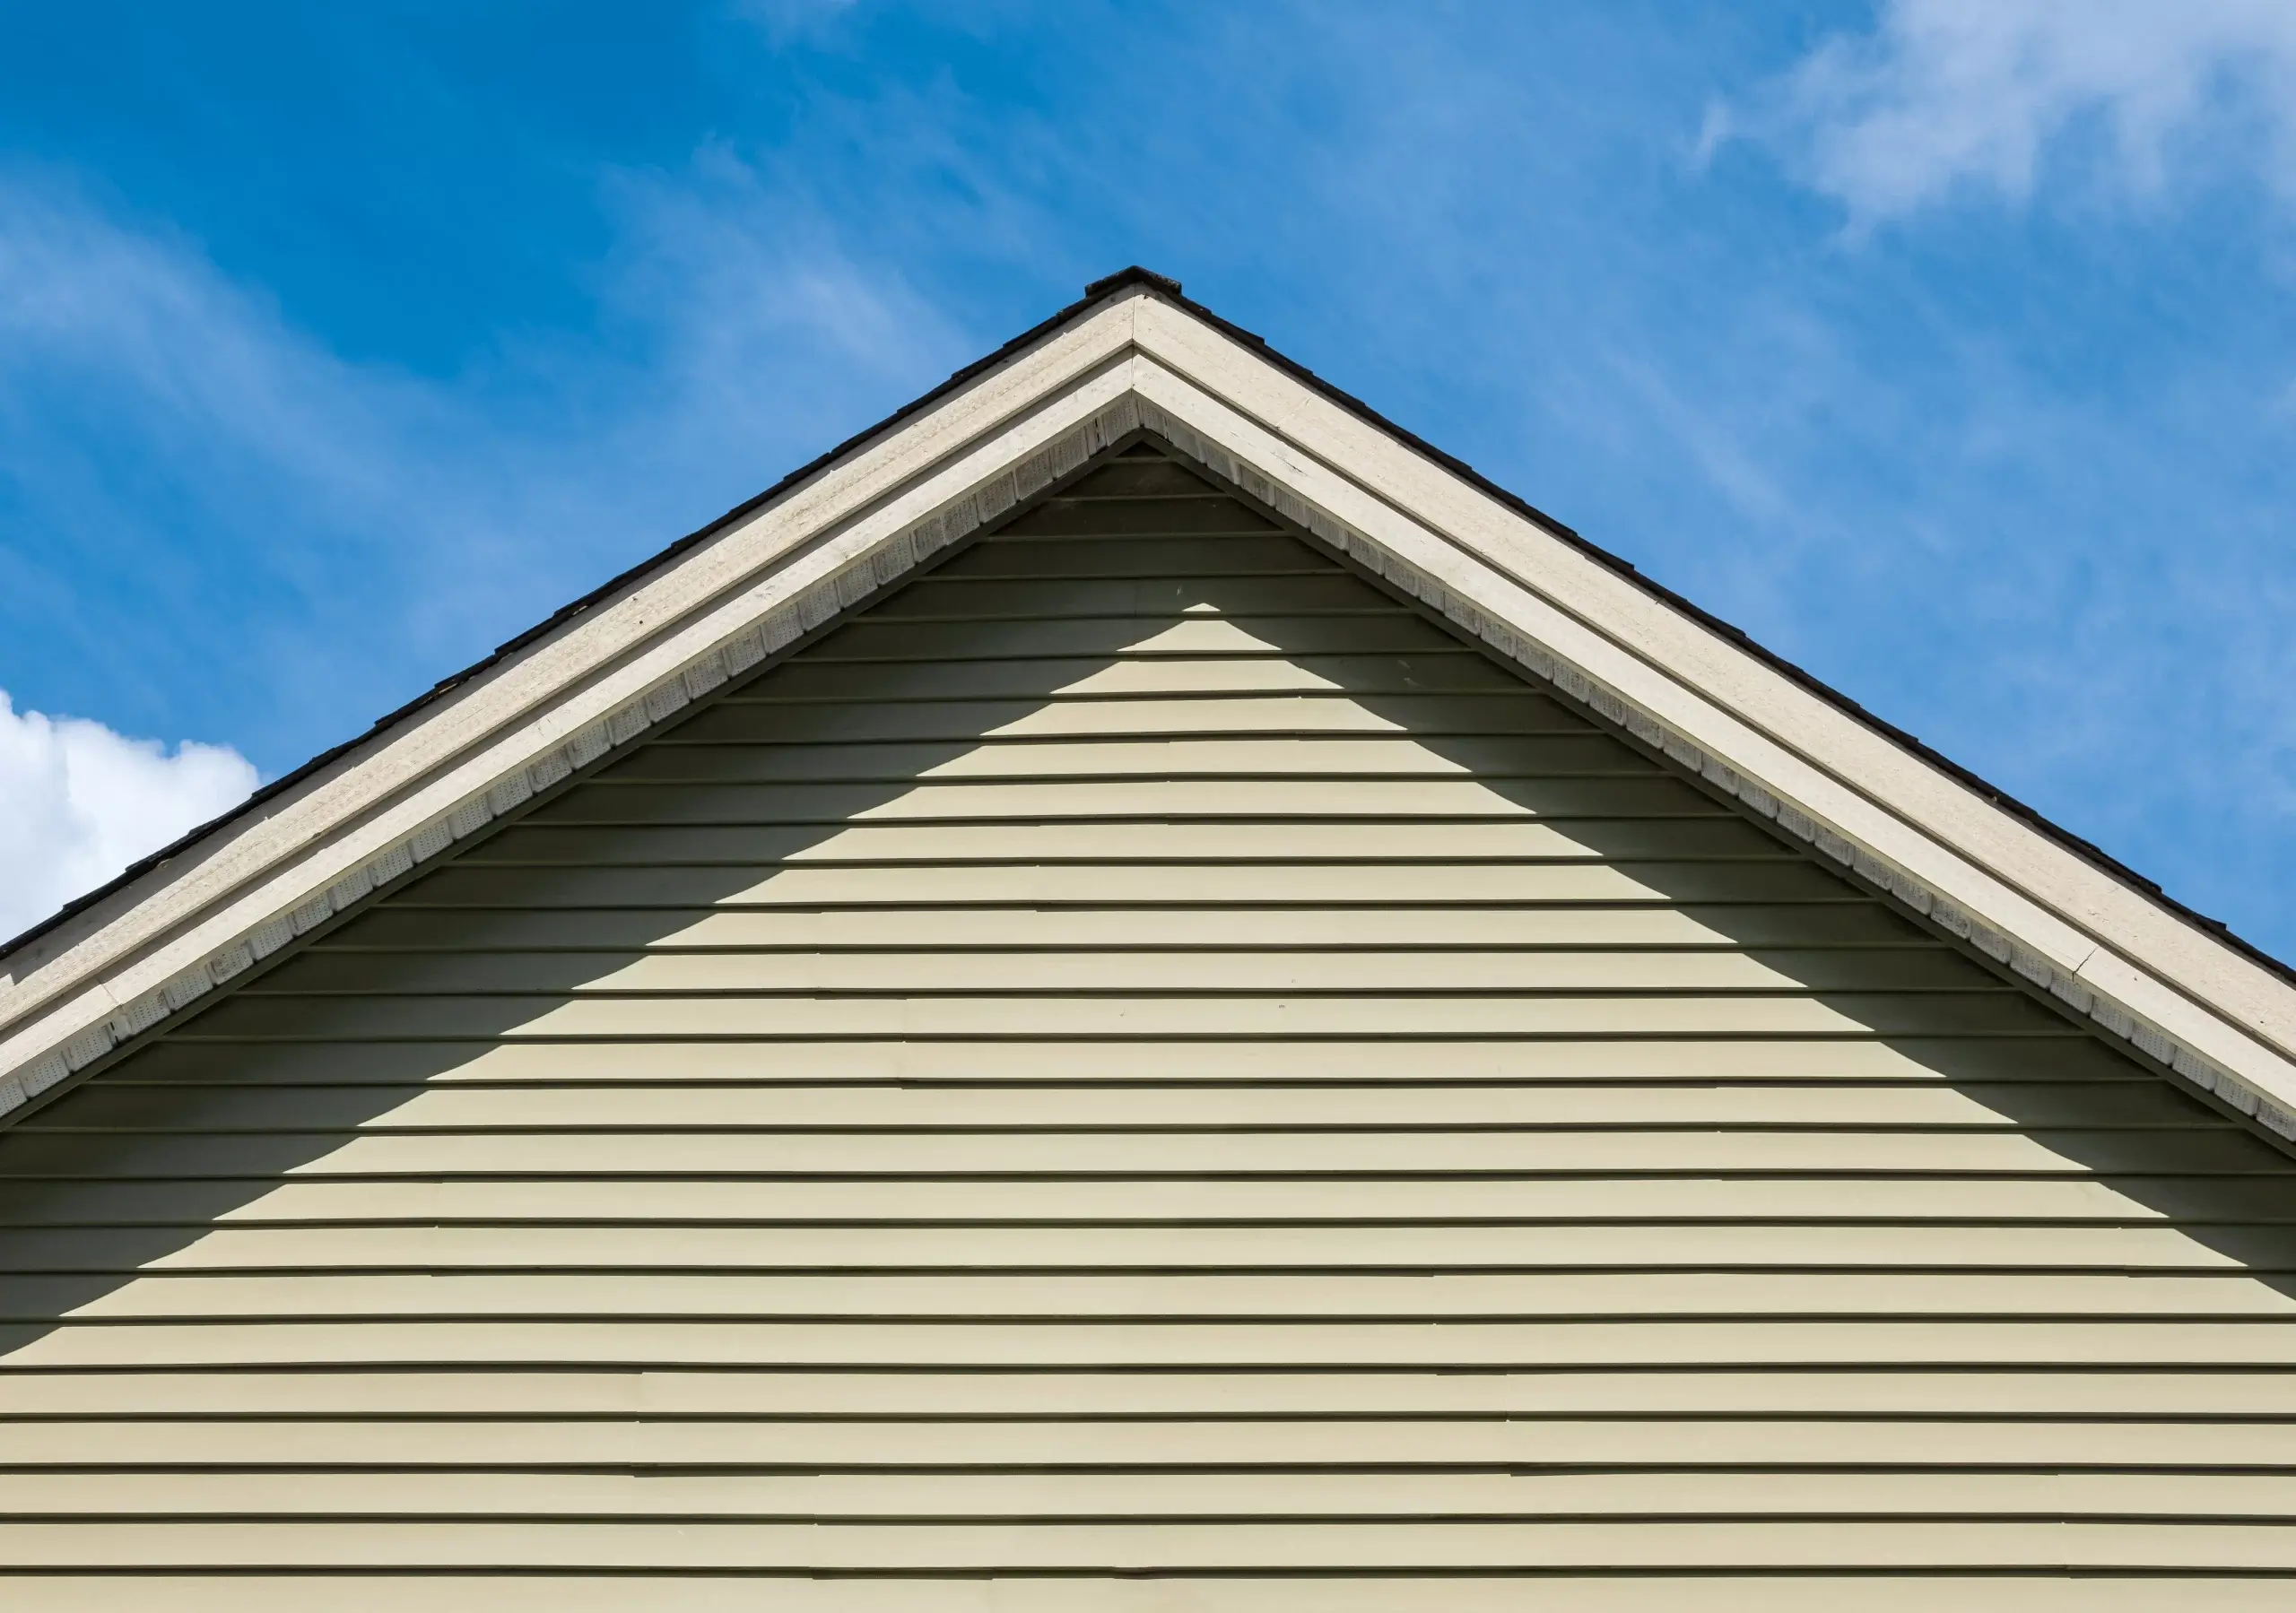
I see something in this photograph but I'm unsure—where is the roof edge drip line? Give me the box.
[2,273,2292,1155]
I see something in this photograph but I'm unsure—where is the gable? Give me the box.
[3,444,2294,1600]
[6,278,2293,1166]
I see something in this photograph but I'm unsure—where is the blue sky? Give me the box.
[4,0,2295,957]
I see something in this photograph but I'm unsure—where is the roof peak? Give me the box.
[6,267,2294,1151]
[1083,265,1184,299]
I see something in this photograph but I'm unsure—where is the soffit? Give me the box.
[2,278,2292,1143]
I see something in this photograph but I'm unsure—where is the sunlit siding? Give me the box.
[3,444,2294,1607]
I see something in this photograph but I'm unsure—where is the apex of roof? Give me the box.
[4,269,2293,1146]
[1083,265,1185,299]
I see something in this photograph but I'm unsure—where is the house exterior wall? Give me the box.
[2,446,2293,1605]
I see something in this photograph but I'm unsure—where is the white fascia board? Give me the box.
[1127,299,2296,1130]
[5,283,2293,1144]
[0,292,1150,1115]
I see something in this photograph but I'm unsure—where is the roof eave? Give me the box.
[5,269,2293,1149]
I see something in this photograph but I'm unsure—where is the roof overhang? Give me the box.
[6,270,2295,1139]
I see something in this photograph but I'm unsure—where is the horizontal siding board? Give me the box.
[10,1175,2287,1227]
[608,733,1657,782]
[856,573,1395,619]
[8,1218,2286,1272]
[23,1415,2296,1467]
[455,820,1793,867]
[665,695,1601,745]
[14,1365,2296,1415]
[713,659,1556,702]
[164,993,2072,1041]
[24,1273,2296,1325]
[241,947,1995,996]
[324,902,1933,950]
[26,1078,2209,1132]
[20,1127,2265,1181]
[391,861,1872,907]
[13,1519,2296,1572]
[6,453,2295,1587]
[808,613,1471,659]
[25,1317,2296,1371]
[9,1367,2296,1418]
[24,1470,2296,1523]
[106,1035,2154,1087]
[935,536,1322,575]
[535,776,1725,824]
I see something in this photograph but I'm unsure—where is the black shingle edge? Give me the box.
[6,264,2288,1000]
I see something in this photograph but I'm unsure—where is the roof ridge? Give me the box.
[6,266,2280,989]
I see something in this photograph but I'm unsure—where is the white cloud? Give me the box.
[0,692,257,941]
[1719,0,2296,224]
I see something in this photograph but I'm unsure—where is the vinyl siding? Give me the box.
[3,444,2294,1606]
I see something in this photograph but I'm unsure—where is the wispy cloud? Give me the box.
[0,157,967,731]
[584,145,971,500]
[0,181,419,503]
[729,0,863,48]
[0,154,969,936]
[1711,0,2296,226]
[0,692,257,941]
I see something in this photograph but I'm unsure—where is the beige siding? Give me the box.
[3,445,2294,1603]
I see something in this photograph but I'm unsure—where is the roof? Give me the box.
[0,269,1202,965]
[4,268,2293,1142]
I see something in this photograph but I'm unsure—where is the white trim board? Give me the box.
[4,279,2293,1140]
